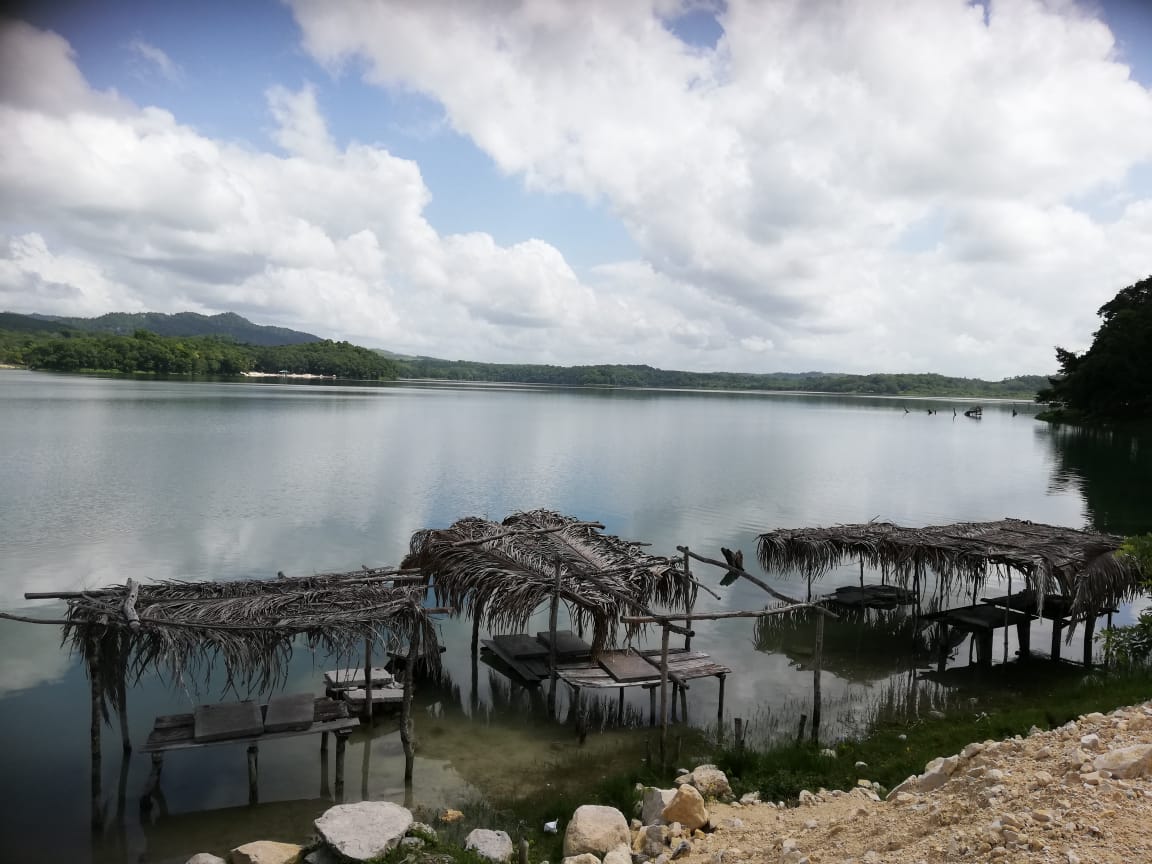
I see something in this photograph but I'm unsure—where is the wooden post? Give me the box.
[811,611,824,744]
[1004,572,1011,663]
[363,636,374,726]
[471,599,485,715]
[649,686,656,727]
[1105,611,1114,669]
[1015,618,1032,661]
[937,623,949,673]
[116,663,131,753]
[618,686,625,721]
[320,737,331,799]
[679,682,688,724]
[401,628,420,783]
[361,728,371,800]
[334,731,349,802]
[140,753,163,812]
[89,636,103,832]
[1083,615,1096,667]
[734,717,744,752]
[247,744,259,805]
[683,548,693,651]
[658,625,670,765]
[548,557,561,718]
[1051,619,1064,661]
[716,673,726,732]
[795,713,807,743]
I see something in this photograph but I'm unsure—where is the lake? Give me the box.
[1,370,1149,863]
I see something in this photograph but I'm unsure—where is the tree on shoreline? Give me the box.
[1037,275,1152,422]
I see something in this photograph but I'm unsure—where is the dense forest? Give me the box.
[22,310,320,346]
[394,357,1047,398]
[0,328,397,379]
[1037,275,1152,422]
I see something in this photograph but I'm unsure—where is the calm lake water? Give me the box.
[1,370,1150,864]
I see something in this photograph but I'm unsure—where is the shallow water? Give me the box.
[1,371,1150,863]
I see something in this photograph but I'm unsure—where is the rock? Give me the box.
[466,829,514,863]
[691,766,733,800]
[562,855,601,864]
[738,792,761,806]
[409,822,439,843]
[314,801,413,862]
[400,838,426,850]
[819,748,837,758]
[564,805,631,858]
[1080,734,1102,750]
[885,776,918,799]
[662,785,709,833]
[229,841,302,864]
[302,849,341,864]
[642,787,678,825]
[1093,744,1152,779]
[634,825,667,858]
[187,856,227,864]
[604,845,633,864]
[670,840,692,860]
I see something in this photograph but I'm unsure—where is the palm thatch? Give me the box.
[405,509,695,655]
[58,573,444,721]
[757,518,1145,622]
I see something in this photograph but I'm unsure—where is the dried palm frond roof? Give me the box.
[757,518,1145,621]
[52,571,446,717]
[405,509,695,655]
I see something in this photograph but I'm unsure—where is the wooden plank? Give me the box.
[193,702,263,743]
[483,639,546,682]
[146,716,358,753]
[599,650,659,683]
[536,630,592,658]
[341,686,404,707]
[324,667,393,689]
[491,634,550,659]
[263,693,314,733]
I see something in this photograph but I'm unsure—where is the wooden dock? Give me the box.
[819,584,916,610]
[141,696,359,806]
[922,603,1034,669]
[481,631,731,725]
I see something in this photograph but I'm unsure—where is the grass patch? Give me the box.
[711,665,1152,801]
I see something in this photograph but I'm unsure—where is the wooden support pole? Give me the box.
[116,655,131,753]
[1004,572,1011,663]
[1105,611,1114,669]
[1015,618,1032,661]
[139,753,163,812]
[717,674,726,732]
[363,636,374,726]
[122,578,141,631]
[334,731,349,802]
[659,625,670,765]
[679,682,688,724]
[401,630,419,784]
[811,611,824,744]
[1051,619,1064,661]
[649,686,656,727]
[361,729,371,800]
[320,737,331,799]
[618,686,625,721]
[1083,615,1096,667]
[937,623,949,673]
[682,548,693,651]
[89,636,103,832]
[733,717,744,752]
[796,713,807,743]
[548,557,561,718]
[247,745,259,805]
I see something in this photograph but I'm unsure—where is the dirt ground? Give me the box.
[691,701,1152,864]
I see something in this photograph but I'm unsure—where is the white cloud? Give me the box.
[3,4,1152,377]
[127,38,183,84]
[288,0,1152,375]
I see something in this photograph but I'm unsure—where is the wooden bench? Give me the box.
[141,696,359,807]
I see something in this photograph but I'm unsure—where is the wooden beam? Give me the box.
[122,579,141,631]
[676,546,839,618]
[622,604,813,623]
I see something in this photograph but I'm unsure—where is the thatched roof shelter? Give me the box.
[757,518,1146,622]
[22,572,445,722]
[405,509,695,655]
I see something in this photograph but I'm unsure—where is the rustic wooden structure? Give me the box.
[9,567,448,830]
[756,519,1146,666]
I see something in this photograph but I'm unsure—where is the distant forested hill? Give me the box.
[24,311,319,346]
[394,357,1048,398]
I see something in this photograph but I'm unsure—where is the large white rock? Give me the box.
[641,787,677,825]
[603,844,632,864]
[690,766,732,800]
[1094,744,1152,779]
[186,855,227,864]
[661,784,708,833]
[229,841,302,864]
[563,805,630,858]
[561,855,601,864]
[314,801,413,862]
[465,829,514,863]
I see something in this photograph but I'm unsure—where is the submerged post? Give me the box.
[247,744,259,805]
[401,627,420,783]
[548,556,561,718]
[811,611,824,743]
[363,636,374,726]
[89,635,103,832]
[658,624,670,765]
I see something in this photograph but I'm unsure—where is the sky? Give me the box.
[1,0,1151,378]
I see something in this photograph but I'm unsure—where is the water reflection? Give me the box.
[1040,422,1152,535]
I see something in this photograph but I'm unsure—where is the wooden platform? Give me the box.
[323,667,394,690]
[821,584,915,609]
[340,686,405,708]
[144,697,357,753]
[922,603,1035,669]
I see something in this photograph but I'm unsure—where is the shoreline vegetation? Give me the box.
[0,311,1048,398]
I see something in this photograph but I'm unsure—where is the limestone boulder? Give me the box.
[229,841,302,864]
[603,844,632,864]
[641,787,677,825]
[690,766,732,800]
[466,829,514,863]
[563,805,631,858]
[633,825,667,858]
[1094,744,1152,779]
[314,801,413,862]
[661,784,708,833]
[186,855,227,864]
[561,855,601,864]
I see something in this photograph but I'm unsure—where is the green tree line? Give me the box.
[395,357,1047,398]
[0,328,398,379]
